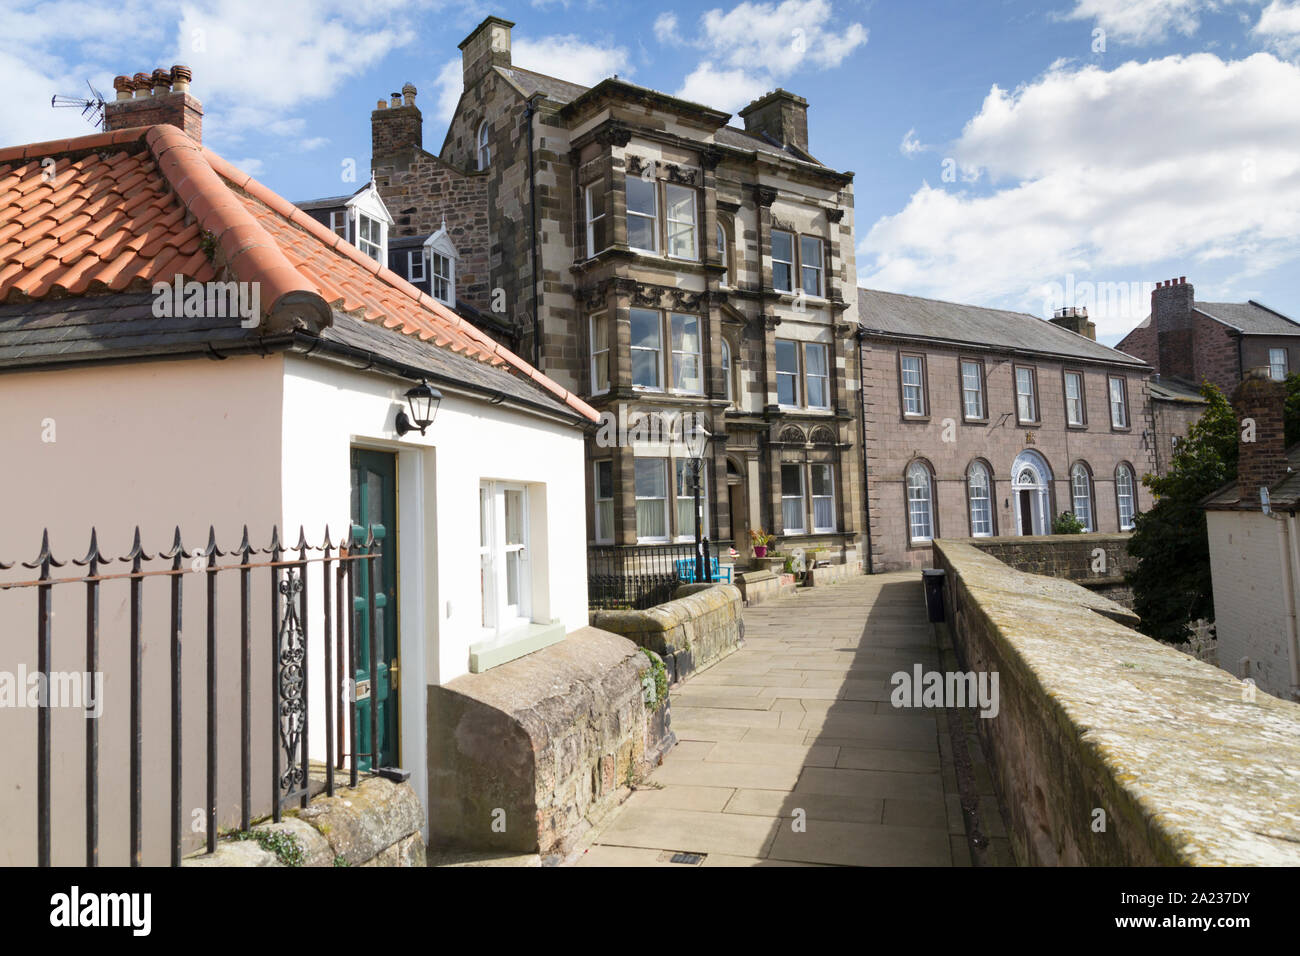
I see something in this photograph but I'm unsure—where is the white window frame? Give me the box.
[907,461,934,544]
[329,210,349,240]
[716,221,729,287]
[1108,375,1129,429]
[800,235,824,298]
[477,121,491,170]
[670,312,703,395]
[593,460,614,544]
[406,249,425,283]
[1271,348,1289,381]
[1016,366,1038,424]
[1116,464,1136,531]
[805,343,830,410]
[721,339,733,405]
[901,354,926,417]
[1065,371,1085,426]
[479,481,531,636]
[634,458,670,543]
[630,307,663,390]
[771,229,795,293]
[585,182,606,258]
[356,213,383,262]
[968,461,993,537]
[431,252,453,305]
[810,463,836,533]
[961,359,985,421]
[780,462,806,534]
[626,175,659,255]
[590,313,610,394]
[775,339,801,407]
[1070,463,1093,532]
[664,183,698,261]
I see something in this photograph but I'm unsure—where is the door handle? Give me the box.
[390,658,399,691]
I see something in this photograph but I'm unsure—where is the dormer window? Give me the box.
[406,250,426,283]
[425,221,458,307]
[477,121,491,170]
[356,213,384,261]
[329,210,348,240]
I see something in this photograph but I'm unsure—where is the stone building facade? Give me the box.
[858,290,1155,571]
[370,16,863,566]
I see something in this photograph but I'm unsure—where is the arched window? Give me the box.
[967,460,993,537]
[906,461,935,544]
[477,121,491,170]
[1070,463,1093,532]
[1116,463,1136,530]
[721,339,732,404]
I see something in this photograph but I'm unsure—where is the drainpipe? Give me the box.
[1285,512,1300,700]
[525,94,542,369]
[857,329,873,573]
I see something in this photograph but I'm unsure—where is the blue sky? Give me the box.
[4,0,1299,344]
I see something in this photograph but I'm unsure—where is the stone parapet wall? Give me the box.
[426,628,671,862]
[589,584,744,684]
[933,539,1300,865]
[954,533,1136,606]
[183,774,424,867]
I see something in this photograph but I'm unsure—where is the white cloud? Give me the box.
[669,0,866,113]
[676,64,771,111]
[655,12,681,45]
[858,53,1300,336]
[299,136,330,151]
[1255,0,1300,56]
[227,156,266,176]
[430,58,464,124]
[1062,0,1215,45]
[513,35,632,85]
[899,128,929,156]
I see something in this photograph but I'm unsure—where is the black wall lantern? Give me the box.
[395,380,442,436]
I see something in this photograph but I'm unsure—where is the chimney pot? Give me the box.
[170,64,191,93]
[113,75,133,101]
[377,99,387,109]
[132,73,152,98]
[390,93,401,108]
[105,66,203,142]
[402,82,416,107]
[152,68,172,95]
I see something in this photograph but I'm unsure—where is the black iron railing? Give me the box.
[587,540,731,610]
[0,525,381,867]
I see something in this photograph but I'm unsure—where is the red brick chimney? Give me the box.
[104,65,202,142]
[1152,276,1194,383]
[371,82,422,157]
[1234,366,1290,504]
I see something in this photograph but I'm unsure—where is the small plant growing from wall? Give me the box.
[641,648,668,710]
[234,828,305,867]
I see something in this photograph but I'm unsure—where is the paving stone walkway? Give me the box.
[573,572,978,867]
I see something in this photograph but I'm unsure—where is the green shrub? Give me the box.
[1053,511,1086,534]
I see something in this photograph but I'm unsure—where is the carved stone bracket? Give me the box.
[761,313,782,331]
[826,208,845,223]
[700,146,724,171]
[596,121,633,148]
[755,185,778,207]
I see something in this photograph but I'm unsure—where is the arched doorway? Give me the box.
[725,455,748,557]
[1011,450,1053,536]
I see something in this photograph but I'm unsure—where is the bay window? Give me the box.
[674,459,709,541]
[776,339,800,406]
[626,176,658,253]
[624,175,699,260]
[634,458,669,541]
[811,464,835,532]
[671,313,703,393]
[800,236,823,296]
[630,308,663,389]
[776,339,833,410]
[590,313,610,393]
[665,184,698,260]
[771,230,795,292]
[584,180,608,258]
[594,460,614,543]
[781,463,806,533]
[630,308,705,394]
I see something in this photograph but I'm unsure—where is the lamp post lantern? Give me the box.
[690,424,712,583]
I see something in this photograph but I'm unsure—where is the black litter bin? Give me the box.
[921,568,946,623]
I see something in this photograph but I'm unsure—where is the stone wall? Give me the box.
[955,532,1136,606]
[184,774,424,867]
[932,539,1300,865]
[589,583,743,683]
[425,627,672,862]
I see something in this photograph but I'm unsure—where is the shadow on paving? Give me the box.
[575,572,1011,867]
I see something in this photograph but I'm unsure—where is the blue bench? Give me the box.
[674,557,733,584]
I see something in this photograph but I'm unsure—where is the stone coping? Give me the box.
[934,539,1300,865]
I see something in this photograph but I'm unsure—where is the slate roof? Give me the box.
[0,124,596,422]
[1195,301,1300,335]
[1203,444,1300,510]
[1149,378,1207,404]
[857,288,1149,367]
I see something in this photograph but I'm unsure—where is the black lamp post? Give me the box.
[395,380,442,436]
[691,425,712,583]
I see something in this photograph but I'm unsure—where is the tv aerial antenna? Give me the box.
[51,79,108,130]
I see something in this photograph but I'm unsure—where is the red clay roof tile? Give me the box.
[0,125,597,422]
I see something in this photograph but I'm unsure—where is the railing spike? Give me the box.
[74,527,109,568]
[321,525,334,552]
[295,525,310,554]
[24,528,65,570]
[267,525,282,554]
[206,525,224,559]
[237,524,253,558]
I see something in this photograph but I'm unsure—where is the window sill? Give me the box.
[469,620,566,674]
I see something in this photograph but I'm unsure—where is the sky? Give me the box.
[3,0,1299,345]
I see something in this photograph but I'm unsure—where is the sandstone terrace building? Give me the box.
[370,15,864,567]
[858,290,1154,572]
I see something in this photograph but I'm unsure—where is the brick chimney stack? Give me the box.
[1234,366,1290,505]
[1050,306,1096,341]
[104,65,202,142]
[372,82,422,157]
[738,89,810,154]
[1152,276,1195,383]
[459,15,513,89]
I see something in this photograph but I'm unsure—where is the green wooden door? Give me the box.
[350,448,398,770]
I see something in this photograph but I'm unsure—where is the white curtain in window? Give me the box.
[635,459,668,539]
[781,463,805,532]
[907,462,933,541]
[811,464,834,531]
